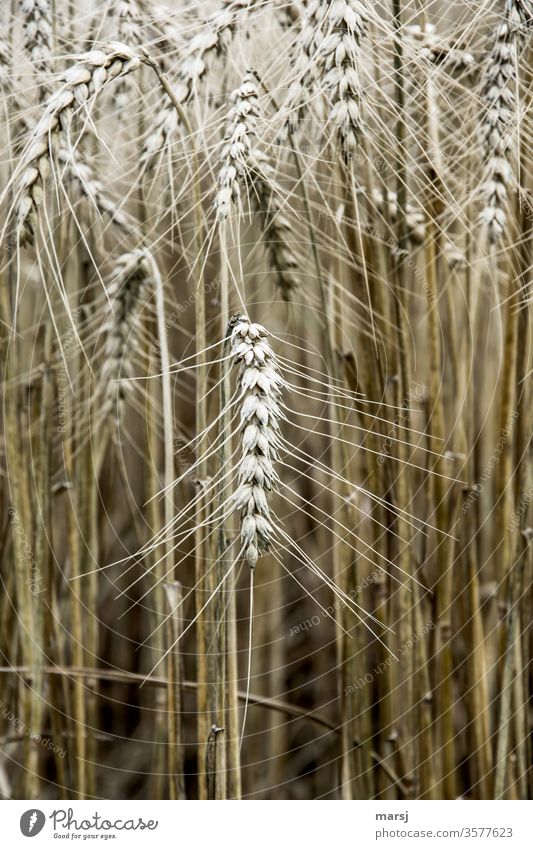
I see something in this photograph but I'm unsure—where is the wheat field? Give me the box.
[0,0,531,801]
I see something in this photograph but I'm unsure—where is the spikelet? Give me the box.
[230,315,285,568]
[13,43,141,244]
[372,188,425,245]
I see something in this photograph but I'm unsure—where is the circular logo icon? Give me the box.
[20,810,46,837]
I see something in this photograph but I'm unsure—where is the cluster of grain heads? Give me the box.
[100,249,153,422]
[13,44,141,244]
[20,0,52,74]
[479,1,532,243]
[230,316,284,568]
[143,0,253,160]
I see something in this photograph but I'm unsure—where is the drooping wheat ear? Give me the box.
[230,315,285,568]
[13,44,141,245]
[101,249,152,422]
[58,149,136,236]
[479,2,531,244]
[143,0,252,160]
[214,73,260,220]
[20,0,52,75]
[215,73,299,297]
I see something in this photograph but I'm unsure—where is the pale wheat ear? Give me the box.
[283,0,368,157]
[215,71,299,298]
[9,43,142,247]
[97,249,153,431]
[229,315,285,567]
[478,3,523,245]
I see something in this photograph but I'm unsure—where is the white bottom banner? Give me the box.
[2,800,532,848]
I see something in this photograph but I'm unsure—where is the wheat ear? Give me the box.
[317,0,368,159]
[59,148,136,235]
[230,316,284,568]
[20,0,52,75]
[0,23,10,91]
[214,72,259,220]
[143,0,252,159]
[285,0,369,157]
[216,72,299,297]
[100,249,152,423]
[113,1,143,115]
[479,2,532,243]
[13,43,141,244]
